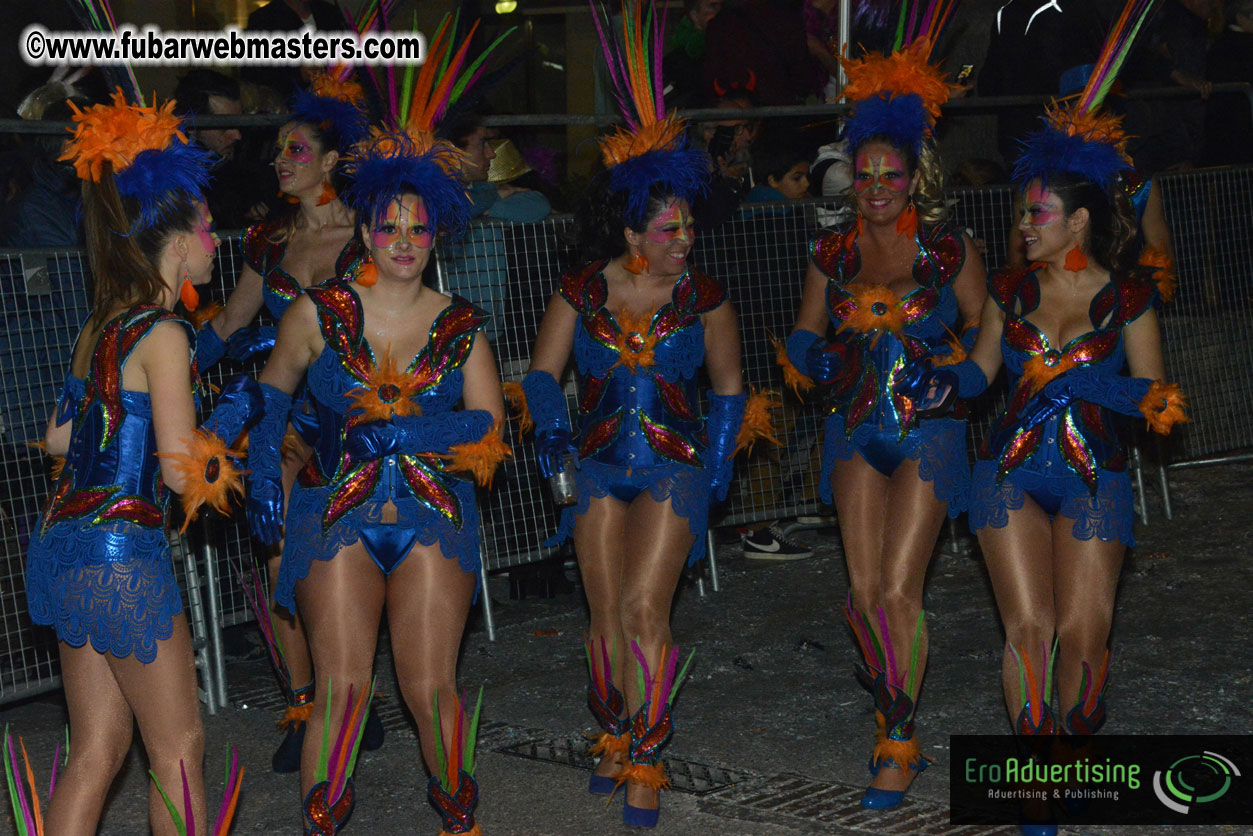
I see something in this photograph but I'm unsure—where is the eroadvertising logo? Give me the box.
[949,735,1253,826]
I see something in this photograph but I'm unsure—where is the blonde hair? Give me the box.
[842,136,949,226]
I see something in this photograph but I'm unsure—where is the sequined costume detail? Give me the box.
[26,306,200,662]
[968,267,1157,546]
[277,280,489,609]
[241,218,365,321]
[545,262,727,565]
[810,221,971,515]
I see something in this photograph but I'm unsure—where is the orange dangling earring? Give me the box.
[1064,244,1088,272]
[179,264,200,311]
[623,250,649,274]
[896,200,918,237]
[855,214,865,238]
[355,254,378,287]
[279,190,300,205]
[316,179,337,206]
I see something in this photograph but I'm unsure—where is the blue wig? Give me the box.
[844,93,931,157]
[114,141,214,232]
[289,87,370,152]
[1012,125,1130,191]
[343,131,471,241]
[608,146,709,228]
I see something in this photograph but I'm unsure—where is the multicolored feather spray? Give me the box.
[149,747,244,836]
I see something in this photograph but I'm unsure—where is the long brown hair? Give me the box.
[81,161,199,326]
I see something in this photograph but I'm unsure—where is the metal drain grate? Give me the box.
[698,773,1022,835]
[493,732,751,795]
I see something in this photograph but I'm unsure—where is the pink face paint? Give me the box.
[195,207,219,253]
[1023,184,1061,227]
[371,197,434,251]
[276,127,315,166]
[853,150,909,195]
[645,202,694,244]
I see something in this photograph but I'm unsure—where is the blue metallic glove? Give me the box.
[785,330,844,385]
[195,323,227,371]
[1039,368,1152,416]
[226,325,278,363]
[522,370,578,479]
[344,410,496,461]
[288,391,321,448]
[246,383,291,545]
[201,375,264,447]
[705,392,746,503]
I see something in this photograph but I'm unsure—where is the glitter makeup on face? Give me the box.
[644,202,694,244]
[370,197,433,251]
[1023,184,1061,227]
[853,151,909,194]
[276,127,316,165]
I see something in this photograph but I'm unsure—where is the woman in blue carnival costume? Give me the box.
[248,31,511,831]
[519,3,765,827]
[192,69,374,774]
[782,3,986,809]
[900,2,1189,832]
[26,89,260,836]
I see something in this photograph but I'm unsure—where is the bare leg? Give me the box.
[831,455,890,620]
[617,494,697,813]
[572,494,630,781]
[977,501,1056,726]
[1052,522,1124,722]
[43,644,134,836]
[294,543,386,797]
[386,545,476,776]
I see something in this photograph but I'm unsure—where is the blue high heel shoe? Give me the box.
[860,754,931,809]
[588,773,617,796]
[623,794,660,828]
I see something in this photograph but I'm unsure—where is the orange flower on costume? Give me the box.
[770,333,815,399]
[1021,352,1079,395]
[840,38,954,126]
[612,307,660,371]
[1138,245,1177,302]
[156,429,247,533]
[501,382,534,434]
[835,283,906,348]
[441,422,513,488]
[59,89,187,182]
[347,347,422,422]
[1138,381,1189,435]
[734,388,783,456]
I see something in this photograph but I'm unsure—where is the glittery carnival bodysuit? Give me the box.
[241,218,364,322]
[968,267,1158,546]
[808,221,971,515]
[276,279,489,610]
[546,262,728,566]
[26,306,199,663]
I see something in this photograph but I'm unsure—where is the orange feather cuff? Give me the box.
[1138,381,1189,435]
[614,762,670,793]
[156,429,248,533]
[441,423,513,488]
[1138,245,1177,303]
[734,388,782,456]
[589,731,630,760]
[502,382,534,434]
[770,334,814,400]
[278,702,314,730]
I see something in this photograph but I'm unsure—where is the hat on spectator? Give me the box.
[591,0,708,226]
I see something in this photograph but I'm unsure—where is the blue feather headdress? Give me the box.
[289,73,370,152]
[1012,0,1161,190]
[591,0,709,226]
[839,1,958,156]
[60,88,213,233]
[343,130,470,238]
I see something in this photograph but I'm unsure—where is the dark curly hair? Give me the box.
[570,169,687,265]
[1042,171,1136,273]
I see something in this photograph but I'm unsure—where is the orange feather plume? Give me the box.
[441,423,513,488]
[614,761,669,794]
[872,710,930,771]
[59,89,187,182]
[501,382,533,434]
[612,307,660,371]
[279,702,314,731]
[1138,245,1176,302]
[599,116,686,167]
[770,333,814,399]
[310,72,367,108]
[1138,381,1189,435]
[347,347,422,422]
[840,38,954,126]
[156,429,248,533]
[1044,102,1131,164]
[734,388,782,456]
[186,302,223,331]
[835,283,906,347]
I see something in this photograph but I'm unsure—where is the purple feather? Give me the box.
[50,742,61,796]
[652,1,667,121]
[854,0,894,29]
[877,607,899,687]
[8,736,34,831]
[181,760,194,836]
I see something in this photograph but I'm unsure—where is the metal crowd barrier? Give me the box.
[2,166,1250,706]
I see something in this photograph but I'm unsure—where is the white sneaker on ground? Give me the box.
[742,524,815,560]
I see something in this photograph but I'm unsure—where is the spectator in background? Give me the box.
[978,0,1106,167]
[174,70,272,229]
[746,134,812,202]
[804,0,842,101]
[664,0,724,108]
[702,0,824,105]
[3,98,87,248]
[1202,0,1253,165]
[690,89,756,228]
[242,0,351,101]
